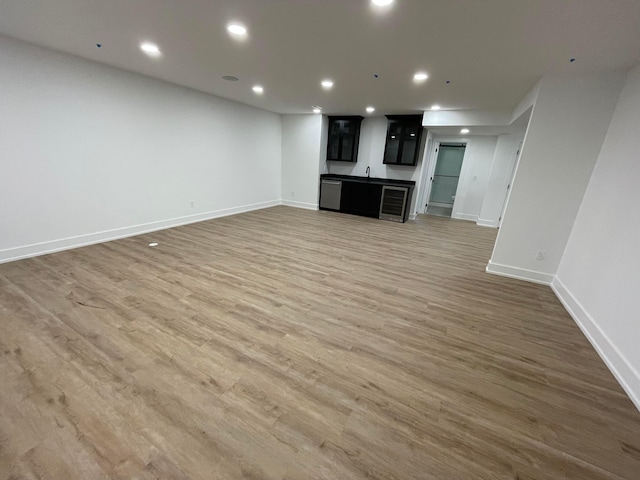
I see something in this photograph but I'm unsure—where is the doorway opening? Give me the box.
[426,143,466,217]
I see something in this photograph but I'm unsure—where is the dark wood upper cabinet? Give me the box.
[326,116,364,162]
[383,115,424,166]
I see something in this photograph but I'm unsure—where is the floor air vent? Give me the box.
[379,186,408,222]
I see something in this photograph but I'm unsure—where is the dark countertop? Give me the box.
[321,173,415,187]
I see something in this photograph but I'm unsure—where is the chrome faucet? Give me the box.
[366,166,370,178]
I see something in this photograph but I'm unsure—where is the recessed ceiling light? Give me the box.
[431,104,441,110]
[366,106,375,113]
[460,128,470,134]
[252,85,264,94]
[372,0,394,6]
[227,23,247,36]
[148,242,158,247]
[140,42,161,57]
[321,80,334,89]
[413,72,429,82]
[222,75,239,82]
[410,133,416,137]
[312,106,322,114]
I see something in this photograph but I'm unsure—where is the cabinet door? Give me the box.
[366,184,383,217]
[383,115,423,166]
[327,120,342,160]
[326,116,363,163]
[340,120,358,161]
[341,182,382,218]
[340,181,365,215]
[339,181,357,214]
[400,123,420,165]
[383,120,402,164]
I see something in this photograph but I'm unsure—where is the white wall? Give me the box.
[451,136,498,222]
[281,115,323,209]
[0,35,282,263]
[477,132,525,227]
[553,65,640,411]
[422,110,510,127]
[510,83,540,124]
[326,117,426,215]
[488,71,626,284]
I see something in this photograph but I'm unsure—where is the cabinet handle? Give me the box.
[322,180,342,185]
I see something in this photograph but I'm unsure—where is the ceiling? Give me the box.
[1,0,639,116]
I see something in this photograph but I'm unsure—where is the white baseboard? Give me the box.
[486,260,553,285]
[477,218,498,228]
[280,200,318,210]
[551,277,640,413]
[452,213,478,222]
[0,200,280,264]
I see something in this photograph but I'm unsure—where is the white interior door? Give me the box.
[498,141,522,227]
[416,137,435,214]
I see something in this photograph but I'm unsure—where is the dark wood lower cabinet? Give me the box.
[319,174,415,222]
[340,181,382,218]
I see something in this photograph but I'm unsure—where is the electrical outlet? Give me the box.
[291,191,295,198]
[190,201,195,208]
[536,250,546,261]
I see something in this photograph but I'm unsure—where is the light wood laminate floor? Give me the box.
[1,206,639,479]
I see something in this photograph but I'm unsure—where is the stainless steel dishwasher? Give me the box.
[319,179,342,210]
